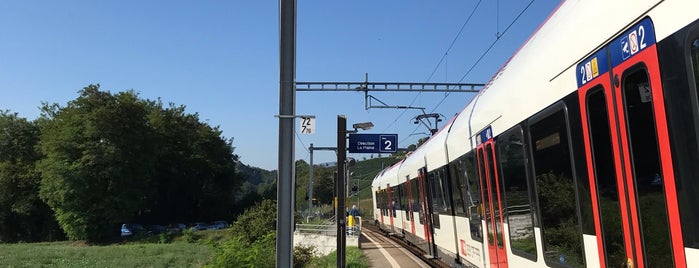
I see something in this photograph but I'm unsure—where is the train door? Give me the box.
[386,184,395,232]
[378,189,385,225]
[578,18,685,268]
[417,167,437,257]
[406,176,417,237]
[476,136,507,268]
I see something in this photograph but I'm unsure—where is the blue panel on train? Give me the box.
[609,17,656,68]
[476,126,493,145]
[576,48,610,88]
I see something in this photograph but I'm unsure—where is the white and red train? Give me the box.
[371,0,699,267]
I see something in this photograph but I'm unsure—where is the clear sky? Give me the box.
[0,1,560,171]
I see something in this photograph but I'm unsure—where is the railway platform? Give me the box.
[360,227,432,268]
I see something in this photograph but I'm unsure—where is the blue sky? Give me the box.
[0,1,560,171]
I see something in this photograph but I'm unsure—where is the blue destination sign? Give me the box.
[348,134,398,153]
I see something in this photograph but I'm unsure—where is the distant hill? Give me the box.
[236,161,276,186]
[233,156,402,216]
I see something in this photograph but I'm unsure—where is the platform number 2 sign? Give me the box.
[300,117,315,134]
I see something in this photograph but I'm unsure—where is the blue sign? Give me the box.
[576,18,656,88]
[476,126,493,145]
[609,17,656,68]
[576,48,610,88]
[348,134,398,153]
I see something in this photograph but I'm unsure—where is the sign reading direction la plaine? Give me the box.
[348,134,398,153]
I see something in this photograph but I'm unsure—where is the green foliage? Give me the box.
[233,163,277,215]
[293,157,401,213]
[206,232,276,268]
[0,111,63,242]
[229,199,277,244]
[293,244,317,267]
[38,85,156,241]
[0,241,212,267]
[158,232,172,244]
[144,98,243,222]
[307,247,369,268]
[34,85,244,242]
[181,228,200,243]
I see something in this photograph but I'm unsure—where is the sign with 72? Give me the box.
[300,116,315,134]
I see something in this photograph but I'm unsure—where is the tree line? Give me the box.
[0,85,246,242]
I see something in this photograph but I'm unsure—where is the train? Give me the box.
[370,0,699,267]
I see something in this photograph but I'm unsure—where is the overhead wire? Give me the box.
[400,0,536,146]
[457,0,535,83]
[425,0,484,83]
[429,0,536,114]
[391,0,484,141]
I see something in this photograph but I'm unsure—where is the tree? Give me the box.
[144,100,243,223]
[37,84,244,241]
[0,111,63,242]
[38,85,155,241]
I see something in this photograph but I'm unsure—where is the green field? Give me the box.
[0,241,212,267]
[0,229,370,268]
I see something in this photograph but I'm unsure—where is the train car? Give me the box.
[372,0,699,267]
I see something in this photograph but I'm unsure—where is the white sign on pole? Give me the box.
[300,116,315,134]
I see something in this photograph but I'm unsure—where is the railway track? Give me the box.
[362,220,451,268]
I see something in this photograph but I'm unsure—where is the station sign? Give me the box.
[348,134,398,153]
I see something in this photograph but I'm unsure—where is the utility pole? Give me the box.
[277,0,295,267]
[336,115,347,268]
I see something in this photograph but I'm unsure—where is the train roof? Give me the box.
[374,0,698,185]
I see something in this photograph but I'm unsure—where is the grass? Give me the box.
[0,229,234,268]
[0,229,373,268]
[308,247,370,268]
[0,241,212,267]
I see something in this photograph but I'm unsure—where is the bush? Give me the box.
[158,232,172,244]
[293,244,317,267]
[230,199,277,244]
[206,232,276,268]
[182,228,200,243]
[307,247,369,268]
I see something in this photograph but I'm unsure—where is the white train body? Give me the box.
[373,0,699,267]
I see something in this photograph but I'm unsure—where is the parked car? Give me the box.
[147,225,166,235]
[121,224,145,237]
[191,222,208,231]
[208,221,229,230]
[166,223,187,234]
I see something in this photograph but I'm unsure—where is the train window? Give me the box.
[427,169,446,228]
[682,36,699,248]
[409,178,419,213]
[586,87,626,267]
[465,153,483,242]
[399,183,409,220]
[456,153,483,242]
[529,108,585,267]
[390,186,398,218]
[621,66,673,266]
[497,125,536,259]
[693,38,699,84]
[448,159,467,217]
